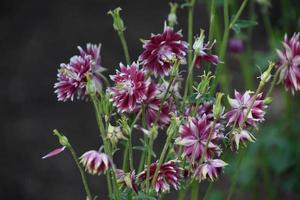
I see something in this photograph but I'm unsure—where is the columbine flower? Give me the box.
[276,33,300,94]
[54,44,105,101]
[138,82,173,128]
[176,116,221,164]
[116,169,138,193]
[230,129,255,151]
[80,150,112,175]
[108,62,150,113]
[194,159,227,181]
[138,160,181,193]
[193,32,220,69]
[139,25,188,76]
[225,90,267,128]
[228,38,244,54]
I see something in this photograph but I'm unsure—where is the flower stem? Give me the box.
[211,0,249,94]
[226,148,246,200]
[203,182,214,200]
[150,124,178,188]
[184,53,197,100]
[145,134,154,193]
[128,109,143,172]
[266,69,280,97]
[68,145,93,200]
[118,31,131,65]
[186,0,196,95]
[91,96,120,200]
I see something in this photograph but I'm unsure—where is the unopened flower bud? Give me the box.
[195,71,214,97]
[108,7,125,32]
[167,2,178,28]
[53,129,69,147]
[213,93,224,119]
[263,97,272,105]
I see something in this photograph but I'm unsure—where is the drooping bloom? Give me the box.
[193,33,220,69]
[228,38,244,54]
[276,33,300,94]
[194,159,227,181]
[225,90,267,128]
[230,129,255,151]
[54,43,105,101]
[139,82,173,128]
[139,26,188,76]
[42,146,66,159]
[176,116,221,164]
[80,150,112,175]
[116,169,138,193]
[138,160,181,193]
[108,62,150,113]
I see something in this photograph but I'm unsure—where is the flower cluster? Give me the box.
[47,6,296,199]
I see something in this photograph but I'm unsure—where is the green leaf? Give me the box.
[232,19,258,34]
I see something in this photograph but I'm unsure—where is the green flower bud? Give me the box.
[167,2,178,27]
[108,7,125,32]
[263,97,272,105]
[213,93,224,119]
[53,129,70,147]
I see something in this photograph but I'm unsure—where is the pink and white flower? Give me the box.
[176,116,221,164]
[276,33,300,94]
[54,44,105,101]
[194,159,227,181]
[139,82,174,128]
[139,26,188,76]
[193,34,220,69]
[224,90,267,128]
[138,160,181,193]
[108,62,150,113]
[80,150,112,175]
[230,129,255,151]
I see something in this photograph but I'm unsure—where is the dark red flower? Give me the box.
[139,26,188,76]
[108,62,150,113]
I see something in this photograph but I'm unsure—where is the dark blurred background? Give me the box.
[1,0,300,199]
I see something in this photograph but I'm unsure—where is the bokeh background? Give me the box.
[1,0,300,199]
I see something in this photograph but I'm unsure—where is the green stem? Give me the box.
[191,182,199,200]
[128,109,143,172]
[187,0,196,95]
[178,188,187,200]
[211,0,249,94]
[226,149,246,200]
[145,134,154,193]
[184,53,197,100]
[238,54,254,89]
[203,182,214,200]
[138,105,148,173]
[150,125,178,188]
[118,31,131,64]
[91,96,120,200]
[266,69,280,97]
[122,142,129,171]
[68,145,93,200]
